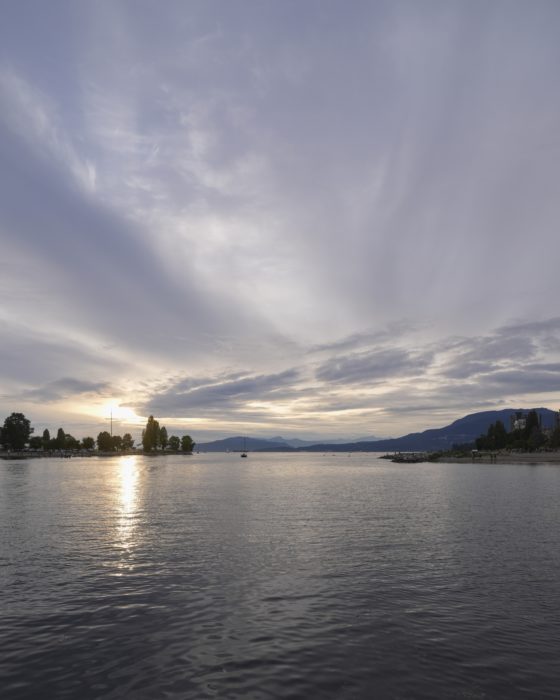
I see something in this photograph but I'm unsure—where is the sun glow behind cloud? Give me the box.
[99,403,144,425]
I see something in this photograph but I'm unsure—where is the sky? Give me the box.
[1,0,560,443]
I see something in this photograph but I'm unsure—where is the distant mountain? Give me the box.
[197,409,557,454]
[267,435,385,448]
[197,436,290,452]
[199,434,384,451]
[299,408,558,453]
[266,436,309,448]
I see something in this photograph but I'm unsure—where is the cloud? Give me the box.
[0,319,124,388]
[1,2,560,439]
[316,348,434,385]
[439,333,538,379]
[0,67,97,191]
[21,378,110,403]
[143,369,302,417]
[485,369,560,394]
[309,321,418,355]
[0,67,298,383]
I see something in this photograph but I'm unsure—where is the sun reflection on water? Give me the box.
[115,456,140,565]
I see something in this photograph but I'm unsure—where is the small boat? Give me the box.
[241,437,248,458]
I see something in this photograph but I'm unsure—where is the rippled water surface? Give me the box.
[2,453,560,698]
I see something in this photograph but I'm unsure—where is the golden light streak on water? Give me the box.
[115,455,140,566]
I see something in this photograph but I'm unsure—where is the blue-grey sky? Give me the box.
[1,1,560,441]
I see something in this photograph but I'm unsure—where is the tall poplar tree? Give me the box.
[159,426,168,451]
[142,416,160,452]
[56,428,66,449]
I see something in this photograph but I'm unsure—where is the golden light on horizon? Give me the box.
[99,402,144,425]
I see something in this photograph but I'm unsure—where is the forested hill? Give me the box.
[299,408,557,453]
[197,409,557,453]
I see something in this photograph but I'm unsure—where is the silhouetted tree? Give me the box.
[42,428,50,449]
[524,411,540,438]
[476,420,508,450]
[29,436,43,450]
[550,427,560,449]
[122,433,134,451]
[56,428,66,449]
[142,416,160,452]
[82,437,95,450]
[159,426,168,451]
[1,413,33,450]
[181,435,195,453]
[169,435,180,451]
[97,431,113,451]
[111,435,123,451]
[65,434,80,450]
[493,420,508,449]
[528,426,546,451]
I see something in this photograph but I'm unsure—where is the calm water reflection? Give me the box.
[114,456,140,561]
[1,453,560,698]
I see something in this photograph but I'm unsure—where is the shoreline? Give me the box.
[439,452,560,464]
[0,450,194,460]
[2,450,560,464]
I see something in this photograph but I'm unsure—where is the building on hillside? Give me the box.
[510,411,527,432]
[510,410,545,432]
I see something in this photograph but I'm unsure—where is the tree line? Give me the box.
[141,415,195,453]
[475,410,560,452]
[0,412,195,454]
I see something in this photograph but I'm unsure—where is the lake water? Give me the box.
[1,453,560,699]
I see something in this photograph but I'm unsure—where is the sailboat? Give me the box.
[241,436,248,458]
